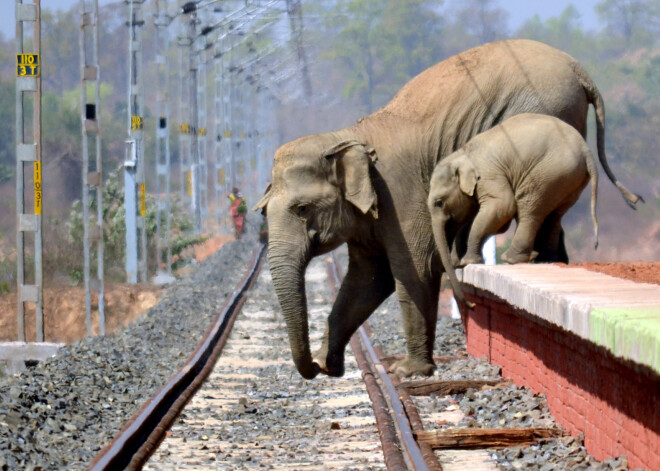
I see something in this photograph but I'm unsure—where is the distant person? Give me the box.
[228,187,247,239]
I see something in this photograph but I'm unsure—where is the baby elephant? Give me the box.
[427,113,598,305]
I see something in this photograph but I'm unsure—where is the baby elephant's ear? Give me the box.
[455,158,479,197]
[252,183,272,215]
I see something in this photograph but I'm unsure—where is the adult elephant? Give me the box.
[254,39,641,380]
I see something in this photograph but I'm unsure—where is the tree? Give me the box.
[452,0,509,45]
[322,0,386,113]
[322,0,444,113]
[0,80,14,183]
[595,0,660,47]
[375,0,443,102]
[514,6,593,60]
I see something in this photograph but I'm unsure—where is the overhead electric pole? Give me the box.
[285,0,312,99]
[15,0,43,341]
[79,0,105,334]
[154,0,175,282]
[124,0,148,283]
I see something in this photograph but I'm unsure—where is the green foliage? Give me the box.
[69,269,84,285]
[0,164,13,184]
[452,0,509,45]
[65,171,201,282]
[0,80,14,172]
[0,259,12,295]
[596,0,660,48]
[322,0,443,113]
[514,6,593,59]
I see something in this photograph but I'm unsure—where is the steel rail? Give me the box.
[327,253,433,471]
[87,244,266,471]
[362,322,443,471]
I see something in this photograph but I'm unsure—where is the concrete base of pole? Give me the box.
[153,271,177,286]
[0,341,64,375]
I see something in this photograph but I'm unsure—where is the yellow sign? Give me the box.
[219,168,225,185]
[131,115,144,131]
[180,123,190,134]
[140,183,146,216]
[186,171,192,196]
[16,54,40,77]
[199,127,206,136]
[34,161,42,215]
[224,130,231,138]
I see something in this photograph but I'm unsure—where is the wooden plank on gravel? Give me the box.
[398,378,508,396]
[380,354,465,366]
[416,427,568,449]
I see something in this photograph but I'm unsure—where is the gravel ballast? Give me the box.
[0,218,261,470]
[0,232,634,470]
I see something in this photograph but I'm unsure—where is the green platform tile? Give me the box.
[589,307,660,375]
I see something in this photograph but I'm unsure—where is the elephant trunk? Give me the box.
[268,239,320,379]
[434,220,475,309]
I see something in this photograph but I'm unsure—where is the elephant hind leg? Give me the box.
[533,190,582,263]
[502,215,543,264]
[390,272,441,378]
[533,213,565,263]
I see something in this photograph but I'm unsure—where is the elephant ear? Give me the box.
[252,183,272,215]
[454,157,479,197]
[323,140,379,218]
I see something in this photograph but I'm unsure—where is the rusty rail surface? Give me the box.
[327,254,438,471]
[87,244,267,471]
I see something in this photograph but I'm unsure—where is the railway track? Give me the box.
[87,245,599,471]
[88,246,267,470]
[0,231,628,470]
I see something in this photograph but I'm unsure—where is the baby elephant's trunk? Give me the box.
[434,220,475,309]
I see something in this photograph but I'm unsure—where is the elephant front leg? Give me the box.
[390,276,440,378]
[313,252,394,377]
[461,198,515,266]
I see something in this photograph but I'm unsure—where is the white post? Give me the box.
[450,236,496,319]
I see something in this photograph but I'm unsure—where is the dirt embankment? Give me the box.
[0,235,234,343]
[0,284,163,343]
[556,261,660,286]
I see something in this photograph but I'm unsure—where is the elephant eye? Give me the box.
[434,199,444,208]
[295,204,310,218]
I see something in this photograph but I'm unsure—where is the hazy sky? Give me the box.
[2,0,602,40]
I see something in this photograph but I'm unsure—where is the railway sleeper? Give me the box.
[416,426,570,450]
[398,378,511,396]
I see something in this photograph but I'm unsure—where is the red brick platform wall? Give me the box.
[460,288,660,470]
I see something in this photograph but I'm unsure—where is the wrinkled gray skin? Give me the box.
[428,114,604,305]
[254,39,642,380]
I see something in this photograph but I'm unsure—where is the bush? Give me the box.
[62,170,206,283]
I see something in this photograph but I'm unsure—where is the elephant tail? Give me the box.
[574,62,644,209]
[584,144,599,249]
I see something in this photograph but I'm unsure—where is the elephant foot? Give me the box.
[458,254,484,267]
[312,348,345,377]
[501,248,538,264]
[388,356,436,378]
